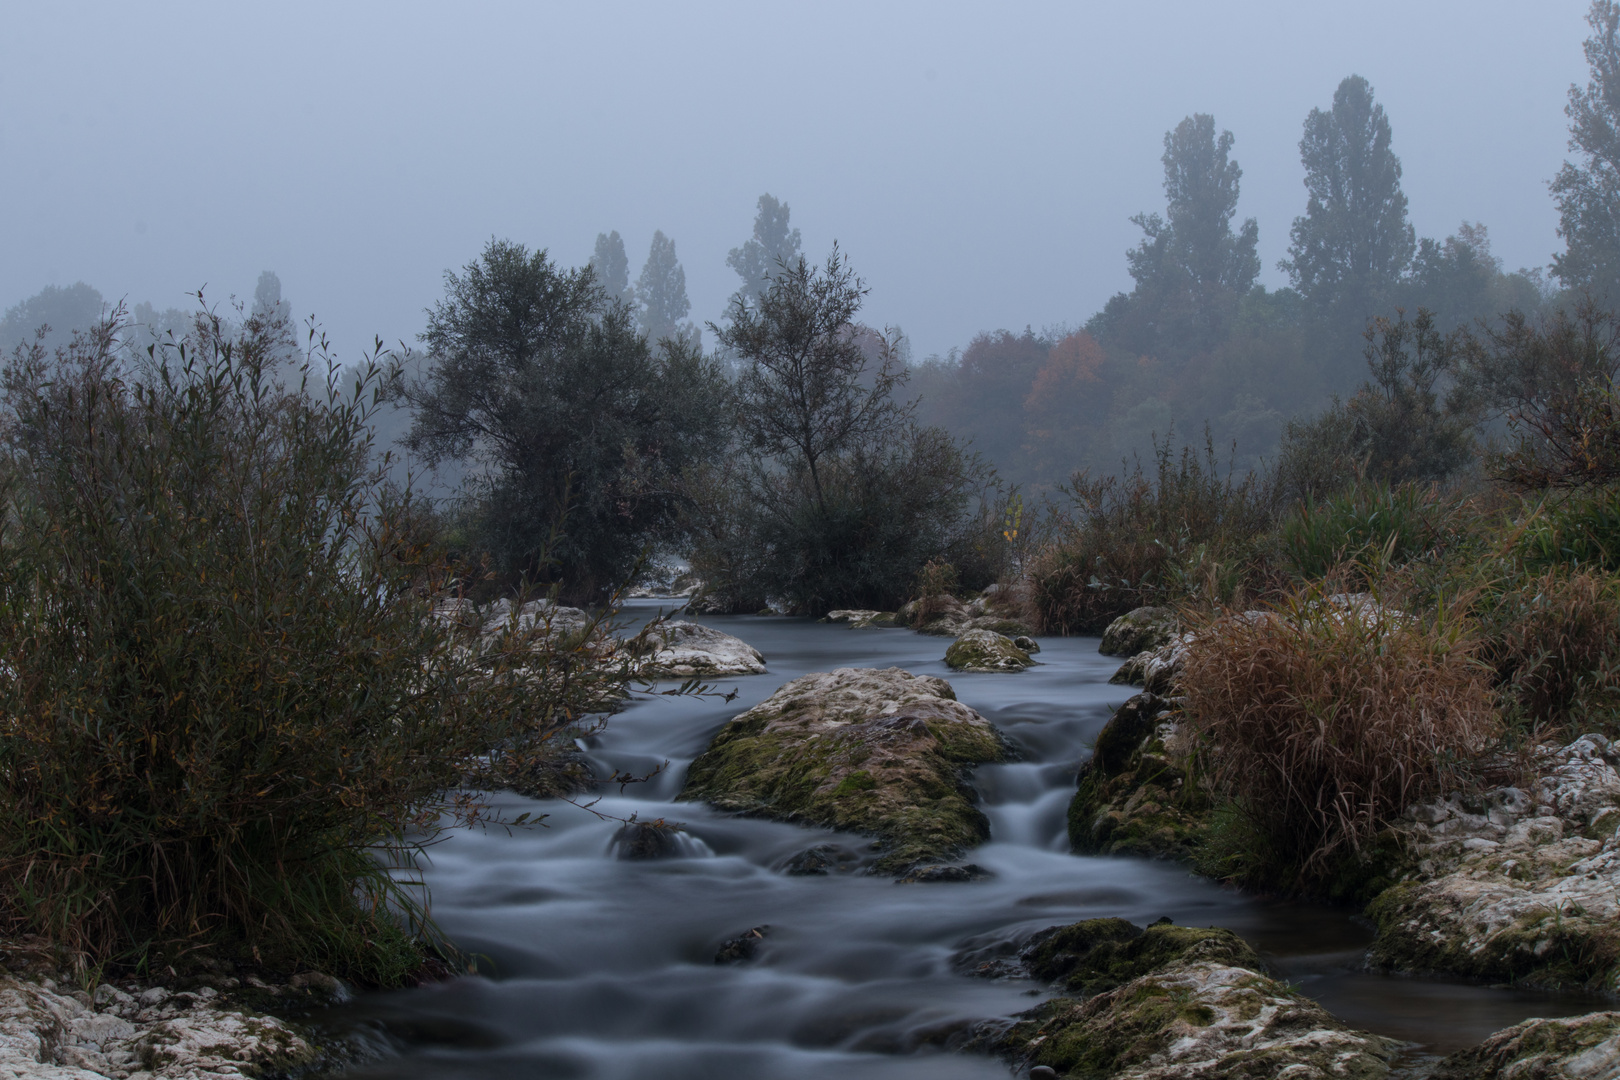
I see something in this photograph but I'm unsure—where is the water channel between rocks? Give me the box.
[323,604,1606,1079]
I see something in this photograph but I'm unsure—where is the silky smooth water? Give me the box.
[324,606,1604,1078]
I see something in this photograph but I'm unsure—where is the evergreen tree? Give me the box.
[634,230,697,347]
[590,230,632,307]
[1117,114,1260,357]
[1552,1,1620,301]
[726,193,802,310]
[1282,76,1415,342]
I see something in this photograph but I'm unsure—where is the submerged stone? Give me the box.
[678,667,1008,874]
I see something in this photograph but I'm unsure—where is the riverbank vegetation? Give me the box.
[0,308,632,985]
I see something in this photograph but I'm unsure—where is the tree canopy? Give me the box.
[402,239,727,599]
[1553,1,1620,301]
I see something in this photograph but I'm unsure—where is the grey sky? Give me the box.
[0,1,1592,363]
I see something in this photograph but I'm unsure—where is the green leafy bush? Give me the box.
[1517,487,1620,574]
[0,312,621,982]
[1281,481,1440,580]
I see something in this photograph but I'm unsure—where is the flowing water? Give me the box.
[324,606,1605,1078]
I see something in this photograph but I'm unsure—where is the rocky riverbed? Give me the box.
[0,940,340,1080]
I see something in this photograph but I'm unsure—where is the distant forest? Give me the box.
[3,64,1614,500]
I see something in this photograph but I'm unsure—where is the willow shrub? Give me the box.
[1180,581,1498,892]
[0,313,620,982]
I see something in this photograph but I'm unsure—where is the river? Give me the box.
[322,605,1603,1078]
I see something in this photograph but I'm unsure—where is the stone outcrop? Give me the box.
[679,667,1008,873]
[1432,1011,1620,1079]
[823,610,902,628]
[1368,733,1620,993]
[0,974,316,1080]
[1067,693,1209,861]
[903,593,1035,638]
[943,630,1033,673]
[1098,606,1178,657]
[630,620,766,678]
[969,919,1398,1079]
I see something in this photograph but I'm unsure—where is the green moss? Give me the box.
[832,770,878,796]
[1068,694,1211,861]
[1431,1013,1620,1079]
[1368,884,1620,992]
[944,631,1032,672]
[1026,919,1263,996]
[680,694,1005,873]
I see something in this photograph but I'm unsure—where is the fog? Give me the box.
[0,1,1589,364]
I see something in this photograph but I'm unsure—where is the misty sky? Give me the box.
[0,2,1594,363]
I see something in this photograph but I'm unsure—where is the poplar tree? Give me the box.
[634,230,697,346]
[1552,1,1620,300]
[1282,76,1415,334]
[589,230,632,308]
[726,194,803,311]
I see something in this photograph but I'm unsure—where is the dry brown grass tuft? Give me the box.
[1180,582,1499,885]
[1484,569,1620,735]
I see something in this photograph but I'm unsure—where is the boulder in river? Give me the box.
[678,667,1009,874]
[611,819,687,860]
[1098,605,1178,657]
[1068,692,1210,860]
[973,918,1399,1078]
[632,620,766,678]
[944,629,1033,672]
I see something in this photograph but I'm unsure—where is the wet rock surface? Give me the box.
[823,610,902,628]
[905,593,1036,638]
[630,620,767,678]
[1098,606,1178,658]
[968,918,1399,1079]
[944,630,1034,673]
[678,667,1009,873]
[1431,1010,1620,1079]
[1067,693,1209,861]
[1369,734,1620,993]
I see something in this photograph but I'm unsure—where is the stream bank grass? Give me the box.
[1179,579,1499,891]
[0,311,620,983]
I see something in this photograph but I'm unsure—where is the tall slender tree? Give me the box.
[1282,76,1415,335]
[1118,114,1260,357]
[1552,1,1620,301]
[727,194,803,311]
[634,230,696,346]
[590,230,632,308]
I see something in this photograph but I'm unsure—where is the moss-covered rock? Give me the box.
[977,919,1397,1080]
[1432,1010,1620,1079]
[1367,735,1620,993]
[1067,693,1211,860]
[944,629,1033,672]
[679,667,1008,873]
[1023,918,1261,996]
[1098,606,1177,657]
